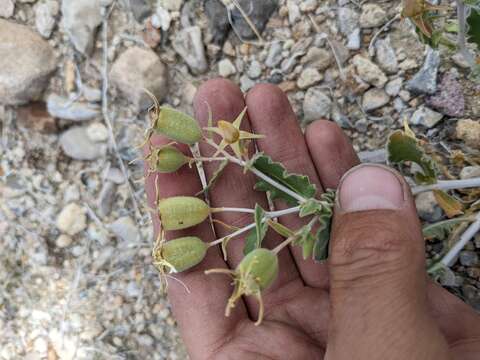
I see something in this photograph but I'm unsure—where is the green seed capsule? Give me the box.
[160,236,208,273]
[150,146,188,173]
[205,248,279,325]
[155,107,202,145]
[158,196,210,230]
[237,248,279,291]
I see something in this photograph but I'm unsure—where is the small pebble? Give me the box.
[56,203,87,236]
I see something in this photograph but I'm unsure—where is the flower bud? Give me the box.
[155,107,202,145]
[150,146,188,173]
[159,236,208,273]
[158,196,210,230]
[217,120,240,144]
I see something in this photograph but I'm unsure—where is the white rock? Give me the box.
[47,94,100,121]
[55,234,73,248]
[159,0,182,11]
[247,60,262,79]
[0,20,56,105]
[385,77,403,97]
[287,0,300,24]
[303,87,332,122]
[151,6,171,31]
[346,28,361,50]
[33,337,48,354]
[0,0,15,18]
[359,3,387,28]
[86,122,109,142]
[460,166,480,179]
[60,126,107,160]
[218,58,236,77]
[410,106,443,128]
[338,7,359,35]
[172,26,208,75]
[56,203,87,236]
[415,191,443,222]
[34,0,59,38]
[297,68,323,89]
[375,36,398,74]
[352,55,387,88]
[362,88,389,111]
[110,46,168,111]
[265,42,283,68]
[301,47,332,70]
[62,0,103,55]
[110,216,140,242]
[240,74,255,92]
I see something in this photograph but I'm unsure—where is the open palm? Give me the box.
[145,79,480,360]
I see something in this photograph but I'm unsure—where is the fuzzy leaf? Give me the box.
[267,219,294,238]
[467,8,480,48]
[313,219,331,262]
[253,155,316,205]
[433,190,464,218]
[387,130,437,184]
[244,204,268,255]
[299,191,336,218]
[422,217,471,240]
[293,223,316,260]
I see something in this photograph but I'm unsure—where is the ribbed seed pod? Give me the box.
[237,248,278,291]
[155,107,202,145]
[161,237,208,272]
[151,146,188,173]
[158,196,210,230]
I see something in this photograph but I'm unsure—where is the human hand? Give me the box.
[145,79,480,360]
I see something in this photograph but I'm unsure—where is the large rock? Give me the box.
[110,46,169,110]
[47,94,100,121]
[406,48,440,95]
[60,126,107,160]
[62,0,102,55]
[230,0,278,40]
[362,88,389,111]
[359,4,387,28]
[352,55,387,88]
[375,36,398,74]
[303,87,332,122]
[172,26,208,75]
[410,106,443,128]
[455,119,480,149]
[0,20,56,105]
[426,70,465,117]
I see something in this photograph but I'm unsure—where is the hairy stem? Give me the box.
[412,178,480,195]
[441,212,480,267]
[205,139,308,204]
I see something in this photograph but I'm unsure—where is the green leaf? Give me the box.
[299,190,336,217]
[292,223,316,260]
[467,8,480,48]
[422,217,472,240]
[313,219,331,262]
[387,130,438,185]
[253,154,316,206]
[243,204,268,255]
[267,219,294,238]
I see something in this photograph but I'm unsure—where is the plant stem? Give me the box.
[212,207,255,214]
[208,206,302,247]
[456,1,477,68]
[441,212,480,267]
[208,223,256,247]
[272,235,297,254]
[205,139,307,204]
[190,156,229,163]
[412,178,480,195]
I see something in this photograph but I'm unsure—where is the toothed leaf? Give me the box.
[467,8,480,48]
[313,219,331,262]
[433,190,464,218]
[253,155,316,206]
[196,159,229,196]
[387,130,438,184]
[244,204,268,255]
[292,223,316,260]
[422,217,472,240]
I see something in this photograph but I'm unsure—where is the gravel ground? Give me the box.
[0,0,479,359]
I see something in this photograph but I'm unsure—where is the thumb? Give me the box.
[326,164,450,360]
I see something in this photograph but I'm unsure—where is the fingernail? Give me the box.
[338,165,404,212]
